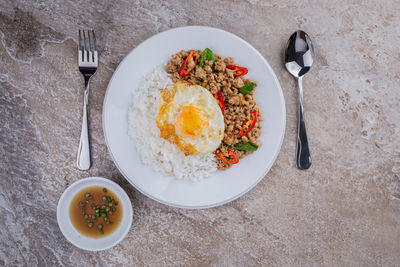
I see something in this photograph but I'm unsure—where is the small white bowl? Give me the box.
[57,177,133,251]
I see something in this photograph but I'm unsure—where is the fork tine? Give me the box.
[83,30,88,62]
[78,29,82,51]
[92,30,97,51]
[83,30,87,51]
[88,30,92,51]
[88,30,93,62]
[92,30,98,65]
[78,29,83,63]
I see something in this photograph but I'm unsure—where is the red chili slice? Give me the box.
[226,64,248,77]
[179,50,197,77]
[213,91,225,115]
[215,149,239,164]
[238,111,258,136]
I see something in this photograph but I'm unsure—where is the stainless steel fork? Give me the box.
[77,29,98,170]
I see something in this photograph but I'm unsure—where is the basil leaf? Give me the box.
[222,142,232,149]
[199,48,215,67]
[239,82,255,95]
[234,142,258,151]
[195,77,203,82]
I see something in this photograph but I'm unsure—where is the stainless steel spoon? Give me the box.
[285,30,314,170]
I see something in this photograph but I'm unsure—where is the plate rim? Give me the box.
[102,25,286,209]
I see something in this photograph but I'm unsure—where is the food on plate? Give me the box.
[69,186,121,238]
[156,81,224,155]
[128,48,263,180]
[128,67,217,181]
[166,49,263,169]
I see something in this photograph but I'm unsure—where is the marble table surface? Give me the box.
[1,0,399,266]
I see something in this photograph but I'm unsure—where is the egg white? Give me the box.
[156,81,224,155]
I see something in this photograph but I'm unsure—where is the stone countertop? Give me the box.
[1,0,399,266]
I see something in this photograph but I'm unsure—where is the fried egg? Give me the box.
[156,81,224,156]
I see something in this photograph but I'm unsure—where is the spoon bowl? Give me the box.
[285,31,314,78]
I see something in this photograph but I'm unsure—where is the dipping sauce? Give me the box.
[69,186,122,238]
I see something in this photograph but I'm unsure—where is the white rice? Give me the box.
[128,66,217,181]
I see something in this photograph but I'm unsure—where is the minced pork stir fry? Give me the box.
[166,48,263,169]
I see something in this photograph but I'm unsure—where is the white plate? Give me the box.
[57,177,133,251]
[103,26,285,209]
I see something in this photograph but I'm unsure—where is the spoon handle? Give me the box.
[296,77,311,170]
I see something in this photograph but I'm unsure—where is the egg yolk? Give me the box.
[175,105,209,138]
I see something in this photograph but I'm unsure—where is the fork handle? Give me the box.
[77,79,91,170]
